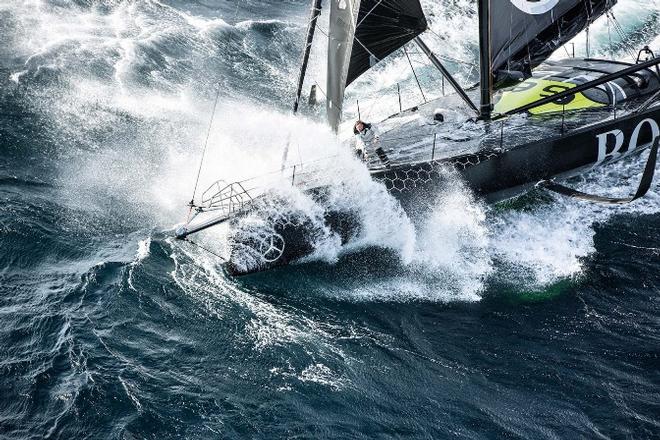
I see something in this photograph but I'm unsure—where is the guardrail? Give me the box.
[194,88,659,213]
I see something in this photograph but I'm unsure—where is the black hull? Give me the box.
[226,107,660,276]
[375,106,660,205]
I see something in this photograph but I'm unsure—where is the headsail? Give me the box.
[327,0,427,130]
[489,0,616,86]
[346,0,428,86]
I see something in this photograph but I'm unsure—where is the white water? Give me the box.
[6,0,660,302]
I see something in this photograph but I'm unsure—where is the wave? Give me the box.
[2,0,659,303]
[0,175,52,188]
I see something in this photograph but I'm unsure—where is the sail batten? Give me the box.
[346,0,427,86]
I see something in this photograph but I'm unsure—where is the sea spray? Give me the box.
[225,150,416,274]
[411,176,493,299]
[7,0,660,298]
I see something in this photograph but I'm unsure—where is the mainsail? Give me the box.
[489,0,616,86]
[327,0,427,130]
[325,0,617,126]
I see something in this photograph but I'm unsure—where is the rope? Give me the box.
[585,24,590,58]
[362,85,393,120]
[186,239,227,262]
[426,28,477,68]
[317,25,380,77]
[607,13,613,59]
[608,12,637,61]
[356,0,384,29]
[190,88,221,207]
[403,46,426,103]
[313,81,327,99]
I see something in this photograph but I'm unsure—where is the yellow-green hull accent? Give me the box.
[494,79,606,115]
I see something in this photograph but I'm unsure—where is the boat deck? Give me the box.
[362,96,635,171]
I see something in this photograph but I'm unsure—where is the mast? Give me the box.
[282,0,322,171]
[293,0,323,114]
[326,0,426,131]
[478,0,492,120]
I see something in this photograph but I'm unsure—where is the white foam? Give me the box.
[550,0,660,61]
[8,0,660,304]
[167,237,353,388]
[136,237,151,262]
[223,141,417,273]
[489,205,596,286]
[411,182,493,299]
[298,363,348,390]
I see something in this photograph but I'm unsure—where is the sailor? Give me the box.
[353,120,391,168]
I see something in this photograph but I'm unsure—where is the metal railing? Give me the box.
[374,97,658,166]
[200,181,254,215]
[193,90,659,216]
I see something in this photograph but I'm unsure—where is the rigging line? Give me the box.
[465,63,476,85]
[322,8,385,70]
[607,13,613,58]
[315,24,329,38]
[186,239,227,262]
[353,35,381,66]
[317,23,381,70]
[608,12,637,60]
[190,88,221,207]
[356,0,385,29]
[362,86,391,120]
[403,45,426,103]
[313,81,327,99]
[586,24,590,58]
[232,153,341,184]
[608,13,626,48]
[426,28,477,67]
[438,55,476,68]
[316,23,366,105]
[362,58,435,120]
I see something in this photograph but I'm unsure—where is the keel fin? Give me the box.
[537,137,660,204]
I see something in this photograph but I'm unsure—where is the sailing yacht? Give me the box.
[176,0,660,276]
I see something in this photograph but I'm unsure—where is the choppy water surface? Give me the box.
[1,0,660,438]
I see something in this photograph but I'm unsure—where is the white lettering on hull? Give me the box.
[594,117,660,167]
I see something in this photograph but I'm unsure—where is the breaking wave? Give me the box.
[4,2,660,438]
[3,0,660,303]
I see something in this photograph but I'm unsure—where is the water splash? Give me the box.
[5,0,659,303]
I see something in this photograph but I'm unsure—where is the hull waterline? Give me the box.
[224,106,660,276]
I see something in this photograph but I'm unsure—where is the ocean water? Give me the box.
[1,0,660,438]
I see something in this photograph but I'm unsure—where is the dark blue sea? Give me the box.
[1,1,660,438]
